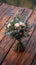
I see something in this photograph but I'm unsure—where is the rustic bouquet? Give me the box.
[4,16,31,52]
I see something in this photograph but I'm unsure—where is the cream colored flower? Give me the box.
[15,23,20,28]
[19,21,26,26]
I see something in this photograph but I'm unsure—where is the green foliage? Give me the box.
[0,0,7,3]
[14,43,24,52]
[29,0,36,5]
[5,0,20,6]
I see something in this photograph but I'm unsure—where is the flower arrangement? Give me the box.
[4,16,31,52]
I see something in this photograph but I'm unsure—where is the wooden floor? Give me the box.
[0,3,36,65]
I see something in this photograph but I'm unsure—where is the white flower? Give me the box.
[19,21,26,26]
[7,23,11,28]
[15,23,19,27]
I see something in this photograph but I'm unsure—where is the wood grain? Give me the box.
[13,10,35,65]
[0,7,19,41]
[0,5,16,30]
[0,5,25,65]
[0,3,36,65]
[17,11,36,65]
[1,8,34,65]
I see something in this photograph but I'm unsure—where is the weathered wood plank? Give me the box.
[0,5,16,30]
[28,10,36,25]
[0,8,17,30]
[0,4,9,16]
[25,28,36,53]
[11,10,36,65]
[1,7,24,47]
[15,11,36,65]
[0,4,5,11]
[25,11,36,52]
[0,7,19,41]
[0,4,15,21]
[20,27,36,65]
[1,28,34,65]
[16,7,25,15]
[0,4,15,20]
[0,7,24,41]
[1,40,20,65]
[0,38,15,65]
[16,11,35,65]
[1,8,34,65]
[11,9,34,65]
[0,7,24,65]
[0,7,19,57]
[0,7,24,64]
[13,13,36,65]
[21,9,33,21]
[19,9,33,47]
[0,4,36,65]
[0,4,15,16]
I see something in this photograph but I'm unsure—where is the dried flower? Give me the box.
[12,30,14,33]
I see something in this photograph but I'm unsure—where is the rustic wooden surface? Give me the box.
[0,3,36,65]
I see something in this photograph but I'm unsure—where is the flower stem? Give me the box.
[14,39,25,52]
